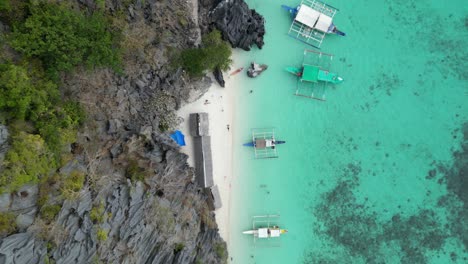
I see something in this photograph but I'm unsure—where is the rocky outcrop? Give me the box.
[0,0,227,263]
[0,124,8,168]
[213,67,225,87]
[209,0,265,50]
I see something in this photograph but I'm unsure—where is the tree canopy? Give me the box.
[0,63,57,121]
[0,132,56,193]
[180,30,232,77]
[10,3,121,78]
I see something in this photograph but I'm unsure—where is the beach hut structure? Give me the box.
[189,113,222,210]
[286,0,343,48]
[189,112,209,137]
[189,113,213,187]
[205,185,222,210]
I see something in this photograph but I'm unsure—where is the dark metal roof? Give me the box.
[189,113,209,137]
[193,136,213,188]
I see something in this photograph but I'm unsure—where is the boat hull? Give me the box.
[242,230,258,235]
[243,142,255,147]
[286,66,343,84]
[285,66,303,77]
[281,5,299,17]
[318,69,344,84]
[230,67,244,76]
[243,141,285,147]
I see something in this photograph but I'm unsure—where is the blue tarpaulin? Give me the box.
[170,130,186,146]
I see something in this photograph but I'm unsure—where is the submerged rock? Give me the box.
[210,0,265,50]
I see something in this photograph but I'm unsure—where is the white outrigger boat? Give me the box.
[243,226,288,238]
[243,215,288,245]
[283,0,345,48]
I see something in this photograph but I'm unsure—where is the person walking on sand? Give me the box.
[227,124,230,131]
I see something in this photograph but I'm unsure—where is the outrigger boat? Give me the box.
[244,128,284,159]
[243,215,287,246]
[243,139,286,147]
[286,49,343,101]
[243,226,288,238]
[282,0,345,48]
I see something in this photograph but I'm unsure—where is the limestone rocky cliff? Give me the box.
[0,0,239,263]
[200,0,266,50]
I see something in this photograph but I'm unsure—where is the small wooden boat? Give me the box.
[230,67,244,76]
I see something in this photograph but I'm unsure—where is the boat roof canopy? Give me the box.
[287,0,340,48]
[315,14,333,32]
[295,5,320,28]
[302,64,320,82]
[258,228,269,238]
[295,4,333,33]
[270,229,281,237]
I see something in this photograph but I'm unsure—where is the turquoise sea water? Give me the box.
[228,0,467,263]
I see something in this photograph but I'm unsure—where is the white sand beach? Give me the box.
[176,62,242,245]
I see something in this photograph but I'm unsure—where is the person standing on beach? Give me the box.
[227,124,230,131]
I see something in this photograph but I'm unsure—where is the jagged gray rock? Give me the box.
[10,184,38,213]
[0,0,232,263]
[0,193,10,213]
[107,119,123,134]
[0,233,46,264]
[213,67,225,87]
[209,0,265,50]
[0,124,9,167]
[15,212,35,231]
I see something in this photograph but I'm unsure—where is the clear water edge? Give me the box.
[227,0,467,263]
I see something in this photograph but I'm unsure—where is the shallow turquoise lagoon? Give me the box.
[228,0,467,263]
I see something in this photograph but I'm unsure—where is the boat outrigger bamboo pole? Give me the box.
[294,94,327,101]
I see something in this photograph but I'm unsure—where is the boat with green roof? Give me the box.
[285,49,344,101]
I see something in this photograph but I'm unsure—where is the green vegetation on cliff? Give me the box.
[10,2,121,78]
[0,212,17,236]
[0,1,117,194]
[0,131,56,193]
[0,63,58,121]
[179,30,232,77]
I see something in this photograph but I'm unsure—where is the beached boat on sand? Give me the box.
[282,0,345,48]
[230,67,244,76]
